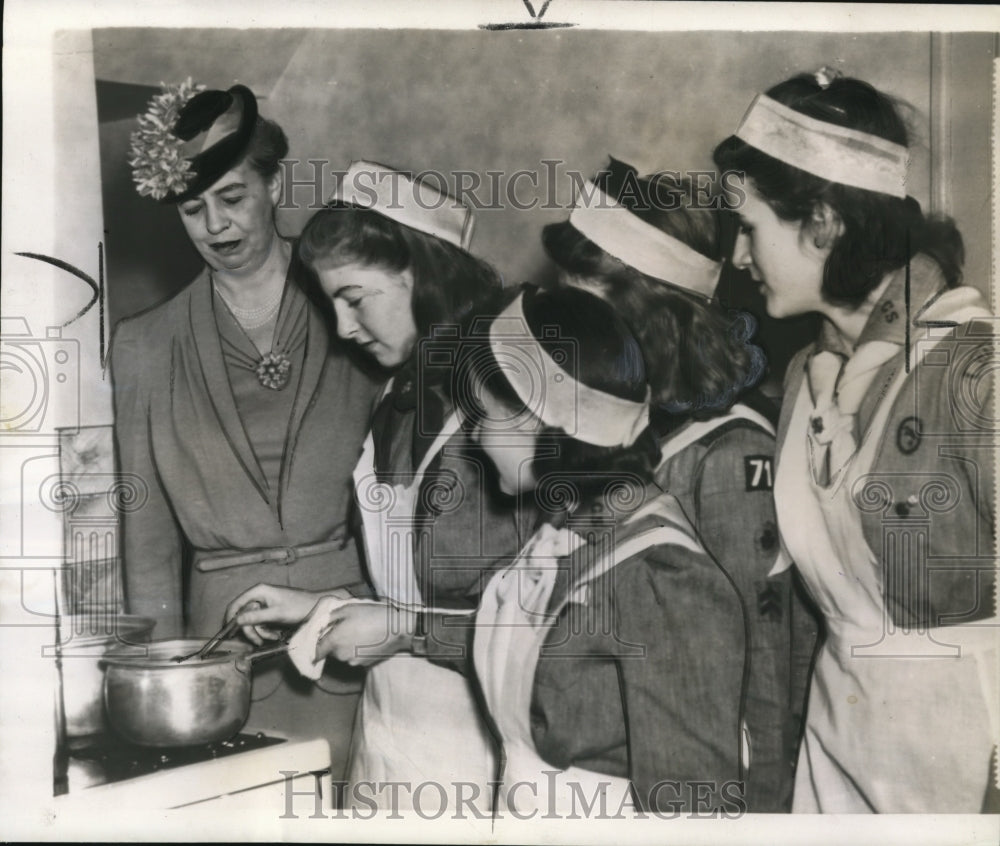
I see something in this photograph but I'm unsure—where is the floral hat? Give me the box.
[129,79,259,203]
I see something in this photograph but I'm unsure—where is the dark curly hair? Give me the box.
[464,284,660,508]
[713,73,964,306]
[543,159,765,423]
[298,202,504,339]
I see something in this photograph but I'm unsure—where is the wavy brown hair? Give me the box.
[543,159,765,422]
[299,203,504,338]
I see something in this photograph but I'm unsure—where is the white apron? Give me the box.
[473,495,707,816]
[349,403,494,807]
[776,298,998,812]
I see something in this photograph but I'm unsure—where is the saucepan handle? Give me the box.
[235,642,289,674]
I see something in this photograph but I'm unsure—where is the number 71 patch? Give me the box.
[744,456,774,491]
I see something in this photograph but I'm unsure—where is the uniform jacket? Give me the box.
[654,413,818,812]
[777,255,996,628]
[527,484,747,813]
[111,258,380,639]
[427,482,749,812]
[366,368,529,610]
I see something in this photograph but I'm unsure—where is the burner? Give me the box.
[66,732,286,788]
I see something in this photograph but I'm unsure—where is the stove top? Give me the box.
[59,731,287,792]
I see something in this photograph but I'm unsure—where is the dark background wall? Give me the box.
[93,28,996,382]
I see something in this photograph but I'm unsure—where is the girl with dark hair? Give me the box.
[227,162,523,808]
[543,158,811,811]
[714,69,997,812]
[473,285,747,813]
[113,83,378,771]
[307,284,748,815]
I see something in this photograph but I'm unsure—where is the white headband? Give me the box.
[330,160,475,249]
[487,292,650,448]
[735,94,908,198]
[568,183,722,299]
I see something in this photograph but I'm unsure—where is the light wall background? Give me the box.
[93,28,996,372]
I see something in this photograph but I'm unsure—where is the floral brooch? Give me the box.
[256,351,292,391]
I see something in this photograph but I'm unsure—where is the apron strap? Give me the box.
[412,410,463,479]
[553,502,706,618]
[657,402,775,468]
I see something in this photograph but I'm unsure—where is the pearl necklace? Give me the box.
[214,282,284,329]
[213,276,294,390]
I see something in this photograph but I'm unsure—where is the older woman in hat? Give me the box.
[111,81,379,770]
[226,162,524,809]
[714,69,997,812]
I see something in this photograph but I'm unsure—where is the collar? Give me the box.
[544,480,670,610]
[814,254,949,356]
[530,478,653,535]
[565,479,657,528]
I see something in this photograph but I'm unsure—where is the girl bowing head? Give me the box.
[467,284,750,815]
[306,284,751,816]
[228,162,524,809]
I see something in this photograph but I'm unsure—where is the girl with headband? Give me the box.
[714,69,998,812]
[309,284,749,815]
[541,158,816,812]
[226,162,523,809]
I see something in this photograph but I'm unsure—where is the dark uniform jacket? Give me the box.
[366,365,530,609]
[528,484,747,813]
[428,483,749,814]
[654,413,818,812]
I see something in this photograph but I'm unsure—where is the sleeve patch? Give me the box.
[744,456,774,491]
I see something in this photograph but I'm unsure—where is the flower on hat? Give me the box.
[129,78,206,201]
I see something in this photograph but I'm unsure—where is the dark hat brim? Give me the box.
[162,84,259,204]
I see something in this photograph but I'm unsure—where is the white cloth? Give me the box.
[288,595,382,680]
[805,341,899,487]
[347,402,494,809]
[776,288,998,812]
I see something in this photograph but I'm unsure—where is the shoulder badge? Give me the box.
[896,416,922,455]
[744,456,774,491]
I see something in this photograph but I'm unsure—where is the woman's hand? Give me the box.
[316,602,415,667]
[225,584,352,646]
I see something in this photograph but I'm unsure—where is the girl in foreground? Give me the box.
[304,284,749,815]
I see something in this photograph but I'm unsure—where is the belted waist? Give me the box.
[194,537,347,573]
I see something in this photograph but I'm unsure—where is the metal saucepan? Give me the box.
[101,638,287,747]
[57,614,156,738]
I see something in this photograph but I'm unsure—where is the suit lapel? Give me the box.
[188,268,271,503]
[279,282,330,514]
